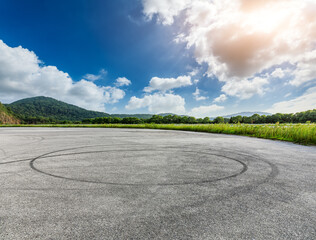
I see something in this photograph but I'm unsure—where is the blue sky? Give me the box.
[0,0,315,117]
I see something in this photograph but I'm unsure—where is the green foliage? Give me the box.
[226,110,316,124]
[83,109,316,126]
[6,96,109,123]
[3,96,316,127]
[106,123,316,145]
[214,116,225,123]
[0,102,20,124]
[229,115,242,123]
[83,114,212,125]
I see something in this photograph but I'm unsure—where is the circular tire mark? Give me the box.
[29,146,248,186]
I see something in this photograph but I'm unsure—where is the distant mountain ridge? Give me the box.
[5,96,272,123]
[6,96,188,121]
[221,112,271,118]
[111,113,187,119]
[6,96,109,122]
[111,114,153,119]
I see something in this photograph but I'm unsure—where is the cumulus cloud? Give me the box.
[144,75,192,92]
[266,86,316,113]
[0,40,124,111]
[104,87,125,103]
[290,50,316,86]
[193,87,208,101]
[67,80,123,111]
[188,68,199,77]
[213,94,227,103]
[115,77,131,87]
[271,68,285,79]
[142,0,191,25]
[83,69,107,81]
[143,0,316,98]
[189,104,224,118]
[125,93,185,114]
[222,77,268,99]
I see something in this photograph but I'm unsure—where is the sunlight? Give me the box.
[242,4,291,34]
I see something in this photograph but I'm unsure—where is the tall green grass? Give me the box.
[1,123,315,145]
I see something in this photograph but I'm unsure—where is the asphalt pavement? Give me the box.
[0,127,315,239]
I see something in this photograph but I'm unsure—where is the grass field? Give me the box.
[1,123,315,145]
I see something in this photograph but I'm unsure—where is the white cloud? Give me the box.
[0,40,124,112]
[115,77,131,87]
[271,68,285,79]
[188,68,199,76]
[193,79,199,84]
[103,87,125,103]
[290,50,316,86]
[142,0,191,25]
[144,75,192,92]
[213,94,227,103]
[143,0,316,98]
[222,77,268,99]
[266,86,316,113]
[67,80,123,111]
[189,104,224,118]
[83,69,107,81]
[284,92,292,98]
[195,96,207,101]
[125,93,185,114]
[193,87,208,101]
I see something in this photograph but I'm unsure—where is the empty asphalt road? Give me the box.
[0,127,315,239]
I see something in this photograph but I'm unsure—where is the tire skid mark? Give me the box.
[149,154,280,221]
[9,135,45,146]
[1,187,106,191]
[0,143,144,165]
[0,158,34,165]
[29,146,248,186]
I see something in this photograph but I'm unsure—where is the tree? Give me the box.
[122,117,142,124]
[229,115,242,123]
[202,117,210,124]
[250,114,260,124]
[242,116,251,124]
[187,116,197,124]
[214,116,224,123]
[148,115,163,124]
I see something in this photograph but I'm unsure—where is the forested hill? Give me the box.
[0,102,20,124]
[111,114,153,119]
[110,113,185,119]
[6,96,109,122]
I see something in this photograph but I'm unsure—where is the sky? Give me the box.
[0,0,315,118]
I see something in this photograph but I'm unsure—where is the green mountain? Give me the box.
[111,114,153,119]
[5,96,183,123]
[0,102,20,124]
[110,113,185,119]
[158,113,188,117]
[221,112,271,118]
[6,96,109,122]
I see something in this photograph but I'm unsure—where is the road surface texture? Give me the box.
[0,127,315,239]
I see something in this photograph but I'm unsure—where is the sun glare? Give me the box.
[241,3,293,34]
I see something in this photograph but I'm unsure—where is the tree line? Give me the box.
[82,115,211,124]
[12,109,316,124]
[83,109,316,124]
[227,109,316,124]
